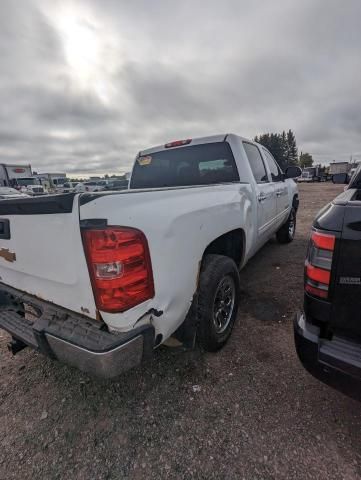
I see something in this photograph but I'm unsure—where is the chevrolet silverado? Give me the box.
[0,134,300,377]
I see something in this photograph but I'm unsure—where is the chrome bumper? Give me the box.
[0,283,154,378]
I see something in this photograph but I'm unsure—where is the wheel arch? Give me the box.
[202,228,245,269]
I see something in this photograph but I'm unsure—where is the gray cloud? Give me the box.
[0,0,360,175]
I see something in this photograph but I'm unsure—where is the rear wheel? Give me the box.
[197,254,240,351]
[276,207,296,244]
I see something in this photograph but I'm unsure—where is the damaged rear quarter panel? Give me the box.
[80,184,253,340]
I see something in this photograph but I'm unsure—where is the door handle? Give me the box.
[276,190,282,197]
[258,194,267,202]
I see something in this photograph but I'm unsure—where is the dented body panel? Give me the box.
[80,183,254,339]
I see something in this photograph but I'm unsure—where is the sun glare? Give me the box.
[50,5,117,103]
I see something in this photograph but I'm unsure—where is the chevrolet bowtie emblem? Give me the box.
[0,248,16,263]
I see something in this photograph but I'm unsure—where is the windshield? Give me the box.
[16,178,39,186]
[130,142,239,189]
[53,178,66,185]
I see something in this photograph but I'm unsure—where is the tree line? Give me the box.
[254,130,313,170]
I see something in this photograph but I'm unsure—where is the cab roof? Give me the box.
[139,133,254,156]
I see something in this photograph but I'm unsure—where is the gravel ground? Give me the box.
[1,183,360,480]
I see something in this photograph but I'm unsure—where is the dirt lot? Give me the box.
[1,183,360,480]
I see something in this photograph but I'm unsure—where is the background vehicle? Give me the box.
[104,179,129,190]
[298,166,326,182]
[0,164,33,187]
[0,187,29,200]
[16,177,47,195]
[294,168,361,400]
[95,180,109,189]
[36,173,67,192]
[0,134,300,378]
[61,182,78,193]
[74,181,105,193]
[328,161,349,176]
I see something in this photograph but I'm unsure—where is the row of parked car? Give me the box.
[0,179,129,200]
[62,179,129,193]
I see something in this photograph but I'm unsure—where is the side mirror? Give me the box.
[285,166,302,179]
[332,173,349,184]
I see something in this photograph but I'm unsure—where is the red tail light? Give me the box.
[305,230,335,300]
[82,227,154,313]
[311,231,335,251]
[306,263,331,285]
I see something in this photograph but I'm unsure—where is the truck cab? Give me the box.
[15,177,47,195]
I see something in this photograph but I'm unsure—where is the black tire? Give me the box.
[197,254,240,352]
[276,207,296,244]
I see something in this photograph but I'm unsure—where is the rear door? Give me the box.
[0,194,97,318]
[262,148,289,227]
[243,142,276,239]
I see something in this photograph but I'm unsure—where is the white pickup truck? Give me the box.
[0,134,300,377]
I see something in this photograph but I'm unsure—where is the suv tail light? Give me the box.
[305,230,335,299]
[82,227,154,313]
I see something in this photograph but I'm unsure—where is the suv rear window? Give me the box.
[130,142,239,189]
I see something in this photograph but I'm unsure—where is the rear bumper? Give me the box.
[294,312,361,400]
[0,283,154,378]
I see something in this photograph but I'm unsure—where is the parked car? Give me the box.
[74,181,105,193]
[61,182,79,193]
[294,168,361,400]
[104,179,129,191]
[95,180,109,188]
[0,187,30,200]
[0,134,300,378]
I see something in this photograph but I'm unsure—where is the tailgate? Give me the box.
[331,205,361,339]
[0,194,97,318]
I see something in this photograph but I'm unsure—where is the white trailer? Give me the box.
[329,162,350,175]
[0,164,33,187]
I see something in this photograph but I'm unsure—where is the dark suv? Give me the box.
[294,170,361,400]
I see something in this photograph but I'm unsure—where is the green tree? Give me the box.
[286,129,298,165]
[255,132,284,170]
[299,151,313,168]
[255,129,299,170]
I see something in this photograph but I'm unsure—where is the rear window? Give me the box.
[130,142,239,189]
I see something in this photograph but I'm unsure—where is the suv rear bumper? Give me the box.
[294,312,361,400]
[0,283,154,378]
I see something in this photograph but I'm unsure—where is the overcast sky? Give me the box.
[0,0,360,175]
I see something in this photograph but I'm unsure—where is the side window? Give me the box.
[263,149,282,182]
[243,142,268,183]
